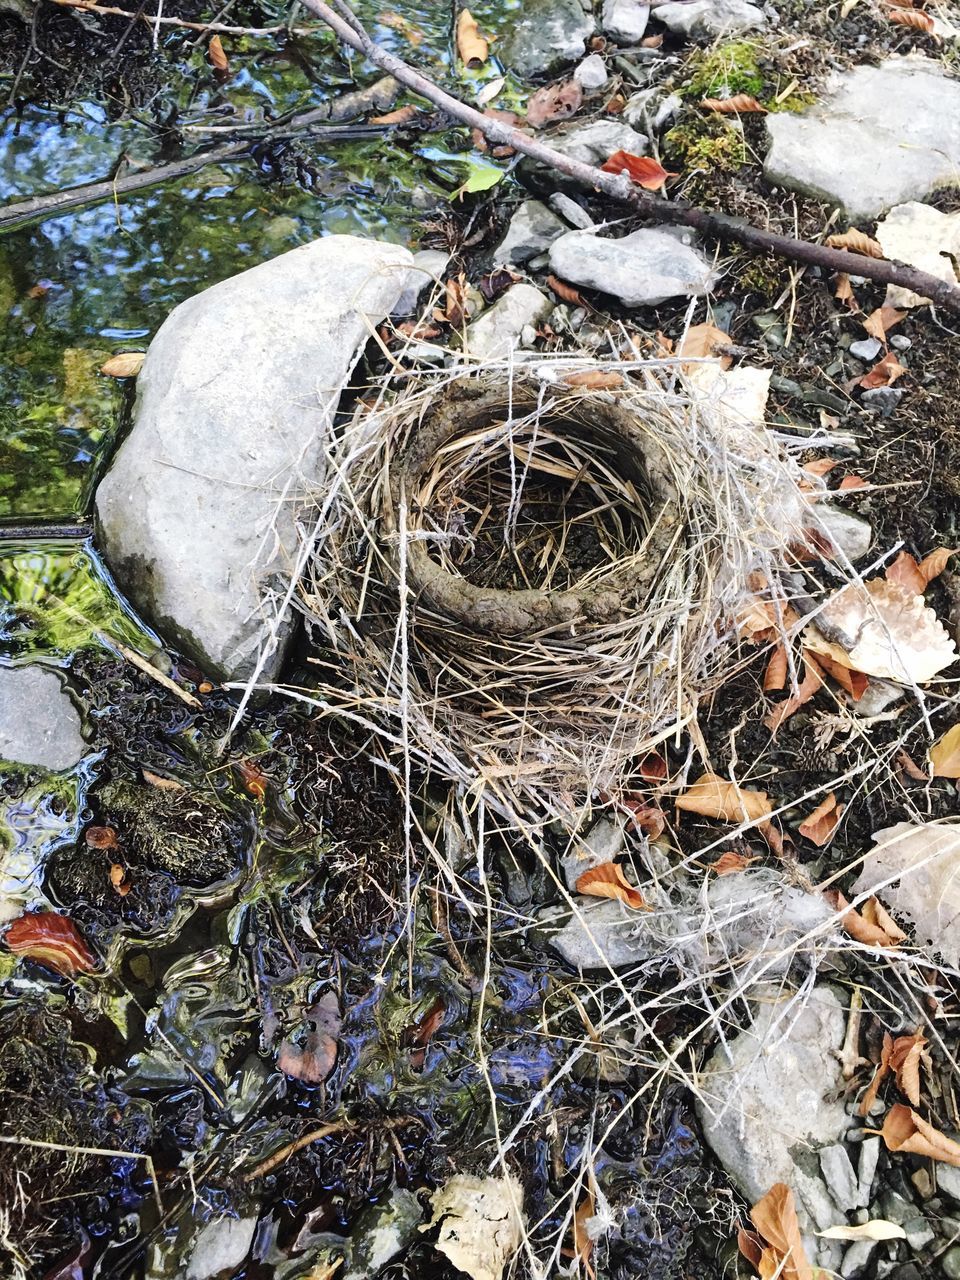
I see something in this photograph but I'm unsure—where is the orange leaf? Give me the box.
[889,1032,926,1107]
[236,758,268,800]
[599,150,675,191]
[571,1193,596,1278]
[370,105,420,125]
[826,890,903,947]
[700,93,766,113]
[879,1104,960,1167]
[919,547,958,583]
[456,9,489,66]
[546,274,585,305]
[802,457,839,478]
[678,322,732,370]
[563,370,625,390]
[85,825,119,850]
[807,648,868,700]
[749,1183,814,1280]
[575,861,649,910]
[861,896,907,943]
[837,474,868,491]
[859,351,906,390]
[863,305,907,343]
[929,723,960,778]
[676,772,772,825]
[888,7,936,32]
[525,80,582,128]
[834,272,858,309]
[208,34,229,73]
[5,911,97,977]
[763,642,788,692]
[798,792,843,846]
[826,228,884,258]
[763,655,824,732]
[860,1032,894,1116]
[885,550,925,595]
[711,850,758,876]
[109,863,131,897]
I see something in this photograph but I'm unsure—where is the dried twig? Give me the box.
[300,0,960,313]
[45,0,321,34]
[242,1116,416,1181]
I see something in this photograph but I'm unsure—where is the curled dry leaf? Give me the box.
[564,1192,595,1276]
[859,351,906,389]
[5,911,97,976]
[863,304,907,343]
[678,322,732,370]
[208,34,229,72]
[825,890,904,948]
[100,352,144,378]
[888,6,936,32]
[798,792,843,846]
[825,228,884,258]
[818,1220,906,1241]
[575,861,649,910]
[422,1173,525,1280]
[456,9,489,67]
[711,850,758,875]
[763,654,824,732]
[860,1030,893,1116]
[804,578,957,684]
[700,93,766,113]
[809,648,868,700]
[545,274,585,305]
[748,1183,814,1280]
[879,1104,960,1167]
[763,642,788,692]
[929,723,960,778]
[525,80,583,127]
[563,369,625,390]
[834,271,858,309]
[890,1031,926,1106]
[599,150,675,191]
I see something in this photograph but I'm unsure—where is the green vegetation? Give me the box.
[664,117,748,173]
[685,40,764,100]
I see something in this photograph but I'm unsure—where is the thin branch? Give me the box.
[299,0,960,314]
[45,0,322,35]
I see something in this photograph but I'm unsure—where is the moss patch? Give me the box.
[664,118,747,173]
[685,40,764,100]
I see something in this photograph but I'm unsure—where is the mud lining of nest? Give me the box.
[299,364,807,828]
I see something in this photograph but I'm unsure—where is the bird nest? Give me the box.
[299,364,806,829]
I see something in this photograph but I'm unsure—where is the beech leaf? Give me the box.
[599,150,675,191]
[208,34,229,73]
[100,351,145,378]
[888,7,936,32]
[879,1104,960,1168]
[575,861,649,910]
[676,771,772,825]
[858,351,906,390]
[798,792,843,846]
[456,9,489,67]
[748,1183,814,1280]
[825,228,884,258]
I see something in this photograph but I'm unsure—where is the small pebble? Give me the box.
[861,387,904,417]
[574,53,609,91]
[890,334,912,350]
[549,192,594,229]
[850,337,881,361]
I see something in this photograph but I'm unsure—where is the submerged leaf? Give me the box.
[100,352,144,378]
[525,80,582,127]
[422,1173,525,1280]
[456,9,489,66]
[5,911,97,976]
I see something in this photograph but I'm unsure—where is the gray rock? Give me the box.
[623,87,682,132]
[575,53,609,91]
[851,678,904,717]
[0,665,85,771]
[602,0,650,43]
[842,1240,879,1278]
[549,227,714,307]
[943,1245,960,1280]
[494,201,568,266]
[857,1136,881,1207]
[890,334,912,351]
[549,119,649,166]
[850,337,882,362]
[806,505,873,562]
[342,1189,422,1280]
[393,249,449,316]
[764,58,960,221]
[185,1216,257,1280]
[540,896,659,969]
[549,192,595,229]
[652,0,766,37]
[936,1163,960,1205]
[501,0,594,77]
[464,284,551,360]
[820,1144,860,1212]
[861,387,903,417]
[96,236,411,684]
[902,1217,935,1251]
[696,986,852,1232]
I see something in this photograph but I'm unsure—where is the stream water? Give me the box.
[0,6,726,1279]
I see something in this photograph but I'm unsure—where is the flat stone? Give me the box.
[185,1216,257,1280]
[841,1240,879,1278]
[764,58,960,221]
[861,387,904,417]
[820,1144,860,1212]
[936,1163,960,1204]
[651,0,765,37]
[0,665,86,771]
[574,53,609,91]
[876,201,960,308]
[494,201,567,266]
[343,1189,422,1280]
[96,236,411,684]
[849,338,882,362]
[602,0,650,43]
[548,192,594,229]
[464,284,551,360]
[500,0,594,77]
[549,227,714,306]
[549,119,649,166]
[393,248,449,316]
[696,986,852,1232]
[857,1136,881,1207]
[943,1246,960,1280]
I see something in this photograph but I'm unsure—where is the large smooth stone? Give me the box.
[500,0,594,77]
[0,665,86,771]
[96,236,412,683]
[602,0,650,43]
[494,200,567,266]
[652,0,765,35]
[549,227,714,306]
[764,58,960,220]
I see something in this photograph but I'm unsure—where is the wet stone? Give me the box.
[549,118,649,165]
[183,1216,257,1280]
[764,58,960,220]
[602,0,650,43]
[500,0,594,77]
[549,227,714,307]
[651,0,766,36]
[494,200,568,266]
[0,665,86,772]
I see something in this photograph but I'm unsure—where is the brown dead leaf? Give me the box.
[826,228,884,258]
[863,305,907,344]
[711,850,758,876]
[749,1183,814,1280]
[525,79,582,127]
[763,655,824,732]
[919,547,959,583]
[700,93,767,113]
[277,991,341,1084]
[109,863,131,897]
[369,105,420,125]
[208,34,229,73]
[563,370,625,390]
[763,642,788,692]
[569,1193,596,1278]
[236,758,268,800]
[676,772,772,825]
[889,1032,926,1107]
[861,896,907,944]
[837,474,868,491]
[471,108,519,154]
[599,150,675,191]
[546,274,585,305]
[834,272,858,309]
[808,648,868,701]
[858,351,907,389]
[888,6,936,32]
[803,457,840,479]
[798,792,843,846]
[85,825,119,850]
[897,748,929,781]
[641,33,663,47]
[678,322,732,370]
[456,9,488,66]
[141,768,186,791]
[826,890,904,948]
[100,352,145,378]
[860,1031,894,1116]
[886,550,926,595]
[576,862,649,910]
[639,753,667,783]
[879,1104,960,1167]
[929,723,960,778]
